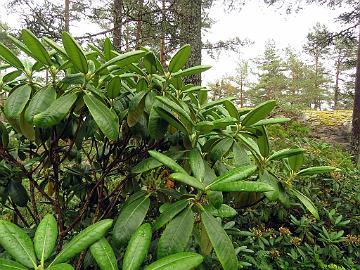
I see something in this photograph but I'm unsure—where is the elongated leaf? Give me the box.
[2,70,22,83]
[207,165,257,189]
[123,223,152,270]
[298,166,337,176]
[268,148,305,161]
[84,93,119,140]
[0,43,24,70]
[154,199,189,230]
[4,85,31,119]
[46,263,74,270]
[168,44,190,73]
[43,37,67,57]
[24,86,56,123]
[207,191,223,209]
[149,150,187,174]
[148,106,168,139]
[170,173,205,190]
[113,194,150,247]
[33,93,77,128]
[62,32,88,73]
[8,181,29,207]
[242,100,276,126]
[288,151,304,172]
[19,112,35,140]
[233,142,250,166]
[144,252,203,270]
[104,37,112,61]
[195,121,214,133]
[210,137,233,162]
[189,148,205,181]
[0,258,27,270]
[157,208,194,259]
[210,180,274,192]
[256,126,270,157]
[50,219,113,265]
[7,34,34,58]
[106,76,121,98]
[250,117,290,126]
[172,65,211,77]
[204,204,237,218]
[259,171,279,201]
[201,210,237,270]
[90,238,117,270]
[127,91,147,127]
[237,134,262,162]
[201,97,235,110]
[22,29,52,66]
[223,100,239,119]
[155,107,188,135]
[96,50,146,74]
[0,220,37,268]
[34,214,58,262]
[291,189,320,220]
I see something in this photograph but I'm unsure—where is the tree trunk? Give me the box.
[135,0,144,49]
[334,56,341,110]
[113,0,123,51]
[159,0,166,66]
[240,79,244,108]
[64,0,70,32]
[351,26,360,165]
[179,0,202,85]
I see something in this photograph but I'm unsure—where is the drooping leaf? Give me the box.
[84,93,119,140]
[298,166,337,176]
[144,252,203,270]
[4,85,31,119]
[207,191,223,209]
[0,220,37,268]
[21,29,52,66]
[233,142,250,166]
[127,91,147,127]
[154,199,189,230]
[50,219,113,265]
[201,210,238,270]
[24,86,56,123]
[203,204,237,218]
[148,106,168,139]
[157,208,194,259]
[2,70,22,83]
[90,238,117,270]
[250,117,290,127]
[209,138,233,163]
[288,150,304,172]
[8,181,29,207]
[34,213,58,262]
[154,107,188,135]
[189,148,205,181]
[113,194,150,247]
[33,93,77,128]
[259,171,279,201]
[123,223,152,270]
[106,76,121,99]
[168,44,191,73]
[61,32,88,73]
[170,173,205,190]
[268,148,305,161]
[242,100,276,126]
[0,43,24,70]
[223,100,239,120]
[210,180,274,193]
[172,65,211,77]
[149,150,187,174]
[291,189,320,220]
[0,258,27,270]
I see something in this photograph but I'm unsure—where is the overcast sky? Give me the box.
[0,0,348,84]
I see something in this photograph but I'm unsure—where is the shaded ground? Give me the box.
[302,110,352,149]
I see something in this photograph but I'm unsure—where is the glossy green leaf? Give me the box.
[288,151,304,172]
[90,238,117,270]
[21,29,52,66]
[0,43,24,70]
[195,121,214,133]
[259,171,279,201]
[250,117,290,126]
[291,189,320,220]
[104,37,112,61]
[144,252,203,270]
[207,191,223,209]
[4,85,31,119]
[168,44,190,73]
[8,181,29,207]
[148,106,168,139]
[256,126,270,157]
[298,166,337,176]
[0,258,27,270]
[96,50,146,74]
[207,165,257,189]
[123,223,152,270]
[43,37,67,57]
[201,210,238,270]
[144,52,157,74]
[204,204,237,218]
[242,100,276,126]
[223,100,239,119]
[268,148,305,161]
[233,142,250,166]
[157,208,194,259]
[172,65,211,77]
[154,107,188,135]
[34,214,58,262]
[50,219,113,265]
[237,134,262,162]
[210,180,274,192]
[170,172,205,190]
[33,93,77,128]
[61,32,88,73]
[19,111,35,140]
[210,137,233,163]
[106,76,121,99]
[127,91,147,127]
[113,194,150,247]
[149,150,187,174]
[46,263,74,270]
[24,86,56,123]
[0,220,37,268]
[189,148,205,181]
[84,93,119,140]
[154,199,189,230]
[2,70,22,83]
